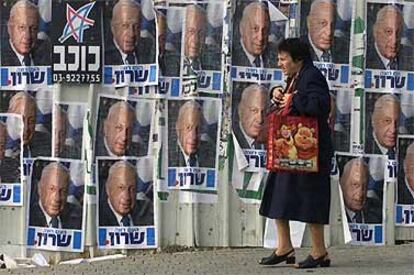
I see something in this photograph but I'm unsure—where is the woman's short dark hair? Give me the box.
[277,38,311,62]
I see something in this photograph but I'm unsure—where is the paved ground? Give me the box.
[1,243,413,274]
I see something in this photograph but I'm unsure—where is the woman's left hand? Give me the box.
[278,93,293,109]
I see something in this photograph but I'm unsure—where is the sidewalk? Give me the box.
[1,243,413,275]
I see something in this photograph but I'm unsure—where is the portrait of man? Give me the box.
[95,101,135,157]
[105,0,154,65]
[29,162,82,229]
[340,158,382,224]
[365,94,400,158]
[99,160,153,227]
[182,4,207,76]
[232,1,274,68]
[233,84,269,150]
[2,0,50,67]
[366,4,414,71]
[7,91,51,158]
[398,142,414,204]
[302,0,349,64]
[169,101,215,168]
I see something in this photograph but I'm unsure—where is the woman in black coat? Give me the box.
[259,38,333,268]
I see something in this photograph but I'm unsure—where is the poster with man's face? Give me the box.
[364,1,414,91]
[52,102,87,160]
[167,98,220,191]
[0,113,23,206]
[232,81,269,172]
[103,0,157,87]
[364,91,401,159]
[0,0,52,88]
[96,157,156,249]
[0,89,53,159]
[26,158,85,252]
[94,95,154,158]
[396,137,414,226]
[336,153,386,245]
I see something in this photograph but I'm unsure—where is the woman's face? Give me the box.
[277,51,303,77]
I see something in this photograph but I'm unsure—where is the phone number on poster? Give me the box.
[53,73,101,83]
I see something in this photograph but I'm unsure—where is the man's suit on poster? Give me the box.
[104,39,155,65]
[301,35,349,64]
[345,198,383,224]
[24,131,51,158]
[231,39,276,67]
[169,141,215,168]
[58,144,81,159]
[1,40,51,66]
[29,202,82,229]
[364,133,395,158]
[397,177,414,204]
[232,120,263,150]
[0,157,20,183]
[99,199,154,226]
[366,44,414,71]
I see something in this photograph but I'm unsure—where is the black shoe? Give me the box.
[295,253,330,269]
[259,249,295,265]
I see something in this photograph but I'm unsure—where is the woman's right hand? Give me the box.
[271,86,284,105]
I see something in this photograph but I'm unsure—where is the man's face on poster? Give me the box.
[106,164,136,216]
[306,1,335,51]
[404,146,414,192]
[38,165,69,217]
[239,5,270,57]
[177,106,201,156]
[341,161,368,212]
[0,124,6,160]
[111,4,141,54]
[373,8,402,60]
[184,6,206,59]
[8,5,39,55]
[104,104,134,156]
[238,87,267,140]
[8,96,36,146]
[372,99,400,149]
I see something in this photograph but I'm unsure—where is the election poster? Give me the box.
[167,98,221,191]
[0,0,52,89]
[336,153,386,245]
[52,0,102,83]
[97,157,156,249]
[26,158,86,252]
[299,0,353,88]
[157,1,224,96]
[103,0,157,87]
[331,89,353,153]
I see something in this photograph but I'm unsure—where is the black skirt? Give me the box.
[259,169,331,224]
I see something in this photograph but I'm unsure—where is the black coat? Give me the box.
[260,59,333,224]
[1,39,51,66]
[99,199,154,227]
[29,202,82,230]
